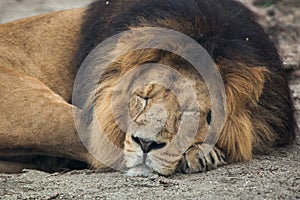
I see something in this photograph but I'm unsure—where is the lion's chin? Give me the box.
[123,153,177,176]
[125,165,154,177]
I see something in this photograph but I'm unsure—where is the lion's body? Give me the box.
[0,9,84,100]
[0,0,297,175]
[0,9,94,173]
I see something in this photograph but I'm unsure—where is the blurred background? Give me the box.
[0,0,93,23]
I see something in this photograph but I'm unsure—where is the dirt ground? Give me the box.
[0,0,299,199]
[0,141,299,199]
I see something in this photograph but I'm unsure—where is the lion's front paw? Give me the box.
[177,143,227,174]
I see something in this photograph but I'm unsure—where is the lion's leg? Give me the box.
[178,113,251,173]
[0,66,91,166]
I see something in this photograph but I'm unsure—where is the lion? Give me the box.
[0,0,297,176]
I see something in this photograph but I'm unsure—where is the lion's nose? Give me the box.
[131,136,166,153]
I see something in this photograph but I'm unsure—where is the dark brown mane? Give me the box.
[74,0,296,148]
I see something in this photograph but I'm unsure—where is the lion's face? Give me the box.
[121,65,212,176]
[90,51,212,176]
[124,84,181,175]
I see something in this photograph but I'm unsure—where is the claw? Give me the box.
[178,144,227,174]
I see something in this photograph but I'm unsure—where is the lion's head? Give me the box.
[80,47,213,176]
[72,27,228,176]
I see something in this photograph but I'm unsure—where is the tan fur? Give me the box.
[217,59,271,161]
[0,9,94,172]
[0,8,85,100]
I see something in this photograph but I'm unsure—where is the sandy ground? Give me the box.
[0,140,299,199]
[0,0,299,199]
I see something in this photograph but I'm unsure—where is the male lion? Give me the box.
[0,0,297,176]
